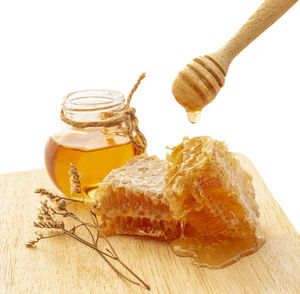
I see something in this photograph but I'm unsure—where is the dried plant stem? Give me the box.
[69,164,150,289]
[60,228,141,286]
[26,165,150,291]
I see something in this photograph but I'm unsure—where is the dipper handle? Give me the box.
[208,0,298,74]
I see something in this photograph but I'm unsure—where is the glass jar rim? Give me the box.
[62,89,125,112]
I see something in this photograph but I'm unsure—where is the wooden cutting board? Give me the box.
[1,154,300,294]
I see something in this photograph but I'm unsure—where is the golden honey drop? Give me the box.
[186,110,201,124]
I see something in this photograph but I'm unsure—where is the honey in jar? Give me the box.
[44,89,138,199]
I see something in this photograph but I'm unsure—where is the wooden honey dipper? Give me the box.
[172,0,298,123]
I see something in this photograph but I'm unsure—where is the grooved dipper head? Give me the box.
[172,56,226,113]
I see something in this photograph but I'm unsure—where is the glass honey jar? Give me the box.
[44,89,144,200]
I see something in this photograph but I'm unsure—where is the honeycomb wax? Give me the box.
[95,137,265,268]
[165,137,265,268]
[95,155,182,240]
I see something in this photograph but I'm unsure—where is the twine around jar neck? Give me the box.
[60,73,147,155]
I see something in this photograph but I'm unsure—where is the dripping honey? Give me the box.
[186,110,202,124]
[45,136,135,199]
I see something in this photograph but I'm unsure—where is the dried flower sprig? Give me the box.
[26,163,150,291]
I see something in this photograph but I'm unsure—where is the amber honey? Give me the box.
[45,136,135,199]
[44,89,140,200]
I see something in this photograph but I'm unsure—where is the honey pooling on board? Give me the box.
[45,127,135,199]
[95,136,265,268]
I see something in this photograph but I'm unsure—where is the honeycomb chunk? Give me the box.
[95,155,181,240]
[95,137,265,268]
[165,137,265,267]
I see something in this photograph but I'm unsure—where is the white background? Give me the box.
[0,0,299,232]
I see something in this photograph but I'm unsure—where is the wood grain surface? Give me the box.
[1,154,300,294]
